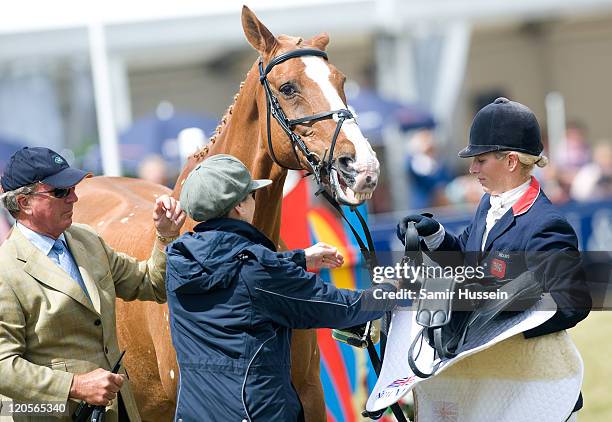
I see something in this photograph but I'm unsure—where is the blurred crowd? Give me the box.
[402,122,612,212]
[1,122,611,244]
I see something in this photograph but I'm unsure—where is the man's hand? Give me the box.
[69,368,125,406]
[304,242,344,270]
[153,194,186,238]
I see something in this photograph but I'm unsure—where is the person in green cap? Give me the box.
[165,154,397,422]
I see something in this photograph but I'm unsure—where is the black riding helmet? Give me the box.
[458,97,543,158]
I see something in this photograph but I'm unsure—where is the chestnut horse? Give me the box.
[73,6,380,422]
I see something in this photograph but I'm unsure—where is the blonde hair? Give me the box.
[494,151,548,175]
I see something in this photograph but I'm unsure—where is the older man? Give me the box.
[0,147,185,422]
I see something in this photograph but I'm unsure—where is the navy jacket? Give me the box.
[433,177,591,337]
[432,177,591,411]
[165,218,395,422]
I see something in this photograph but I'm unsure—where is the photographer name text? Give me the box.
[373,288,509,301]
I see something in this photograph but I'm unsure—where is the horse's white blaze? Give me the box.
[302,56,379,189]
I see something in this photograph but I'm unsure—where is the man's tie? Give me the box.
[49,239,91,302]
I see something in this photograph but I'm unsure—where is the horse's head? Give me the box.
[242,6,380,206]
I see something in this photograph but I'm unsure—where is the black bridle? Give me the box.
[258,48,354,185]
[258,48,381,273]
[259,48,407,422]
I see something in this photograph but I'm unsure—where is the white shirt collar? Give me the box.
[16,222,66,256]
[489,178,532,211]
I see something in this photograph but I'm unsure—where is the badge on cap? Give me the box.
[54,155,64,164]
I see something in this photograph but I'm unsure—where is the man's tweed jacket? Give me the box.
[0,223,167,422]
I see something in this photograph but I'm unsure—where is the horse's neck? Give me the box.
[172,62,287,245]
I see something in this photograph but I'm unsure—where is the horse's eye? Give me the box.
[279,83,297,97]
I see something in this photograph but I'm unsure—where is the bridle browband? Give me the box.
[258,48,354,185]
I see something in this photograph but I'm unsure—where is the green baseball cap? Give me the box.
[180,154,272,222]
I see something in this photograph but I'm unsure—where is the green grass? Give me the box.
[569,311,612,421]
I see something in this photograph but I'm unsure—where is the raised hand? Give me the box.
[152,194,186,238]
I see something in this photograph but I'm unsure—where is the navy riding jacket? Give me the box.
[433,177,591,336]
[432,177,591,411]
[165,218,395,422]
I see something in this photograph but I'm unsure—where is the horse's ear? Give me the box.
[242,5,278,55]
[307,32,330,51]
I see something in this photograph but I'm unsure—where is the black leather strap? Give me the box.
[261,48,328,78]
[408,327,442,378]
[403,222,421,264]
[288,109,353,126]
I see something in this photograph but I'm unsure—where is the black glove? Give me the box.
[396,213,440,244]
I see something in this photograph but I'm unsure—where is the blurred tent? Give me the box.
[0,136,25,174]
[347,87,435,143]
[83,110,219,175]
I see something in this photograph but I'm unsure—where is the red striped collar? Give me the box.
[512,176,540,216]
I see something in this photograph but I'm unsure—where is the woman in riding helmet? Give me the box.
[397,98,591,420]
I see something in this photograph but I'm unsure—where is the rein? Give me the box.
[320,190,406,422]
[259,48,407,422]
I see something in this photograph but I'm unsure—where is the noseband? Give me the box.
[258,48,354,185]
